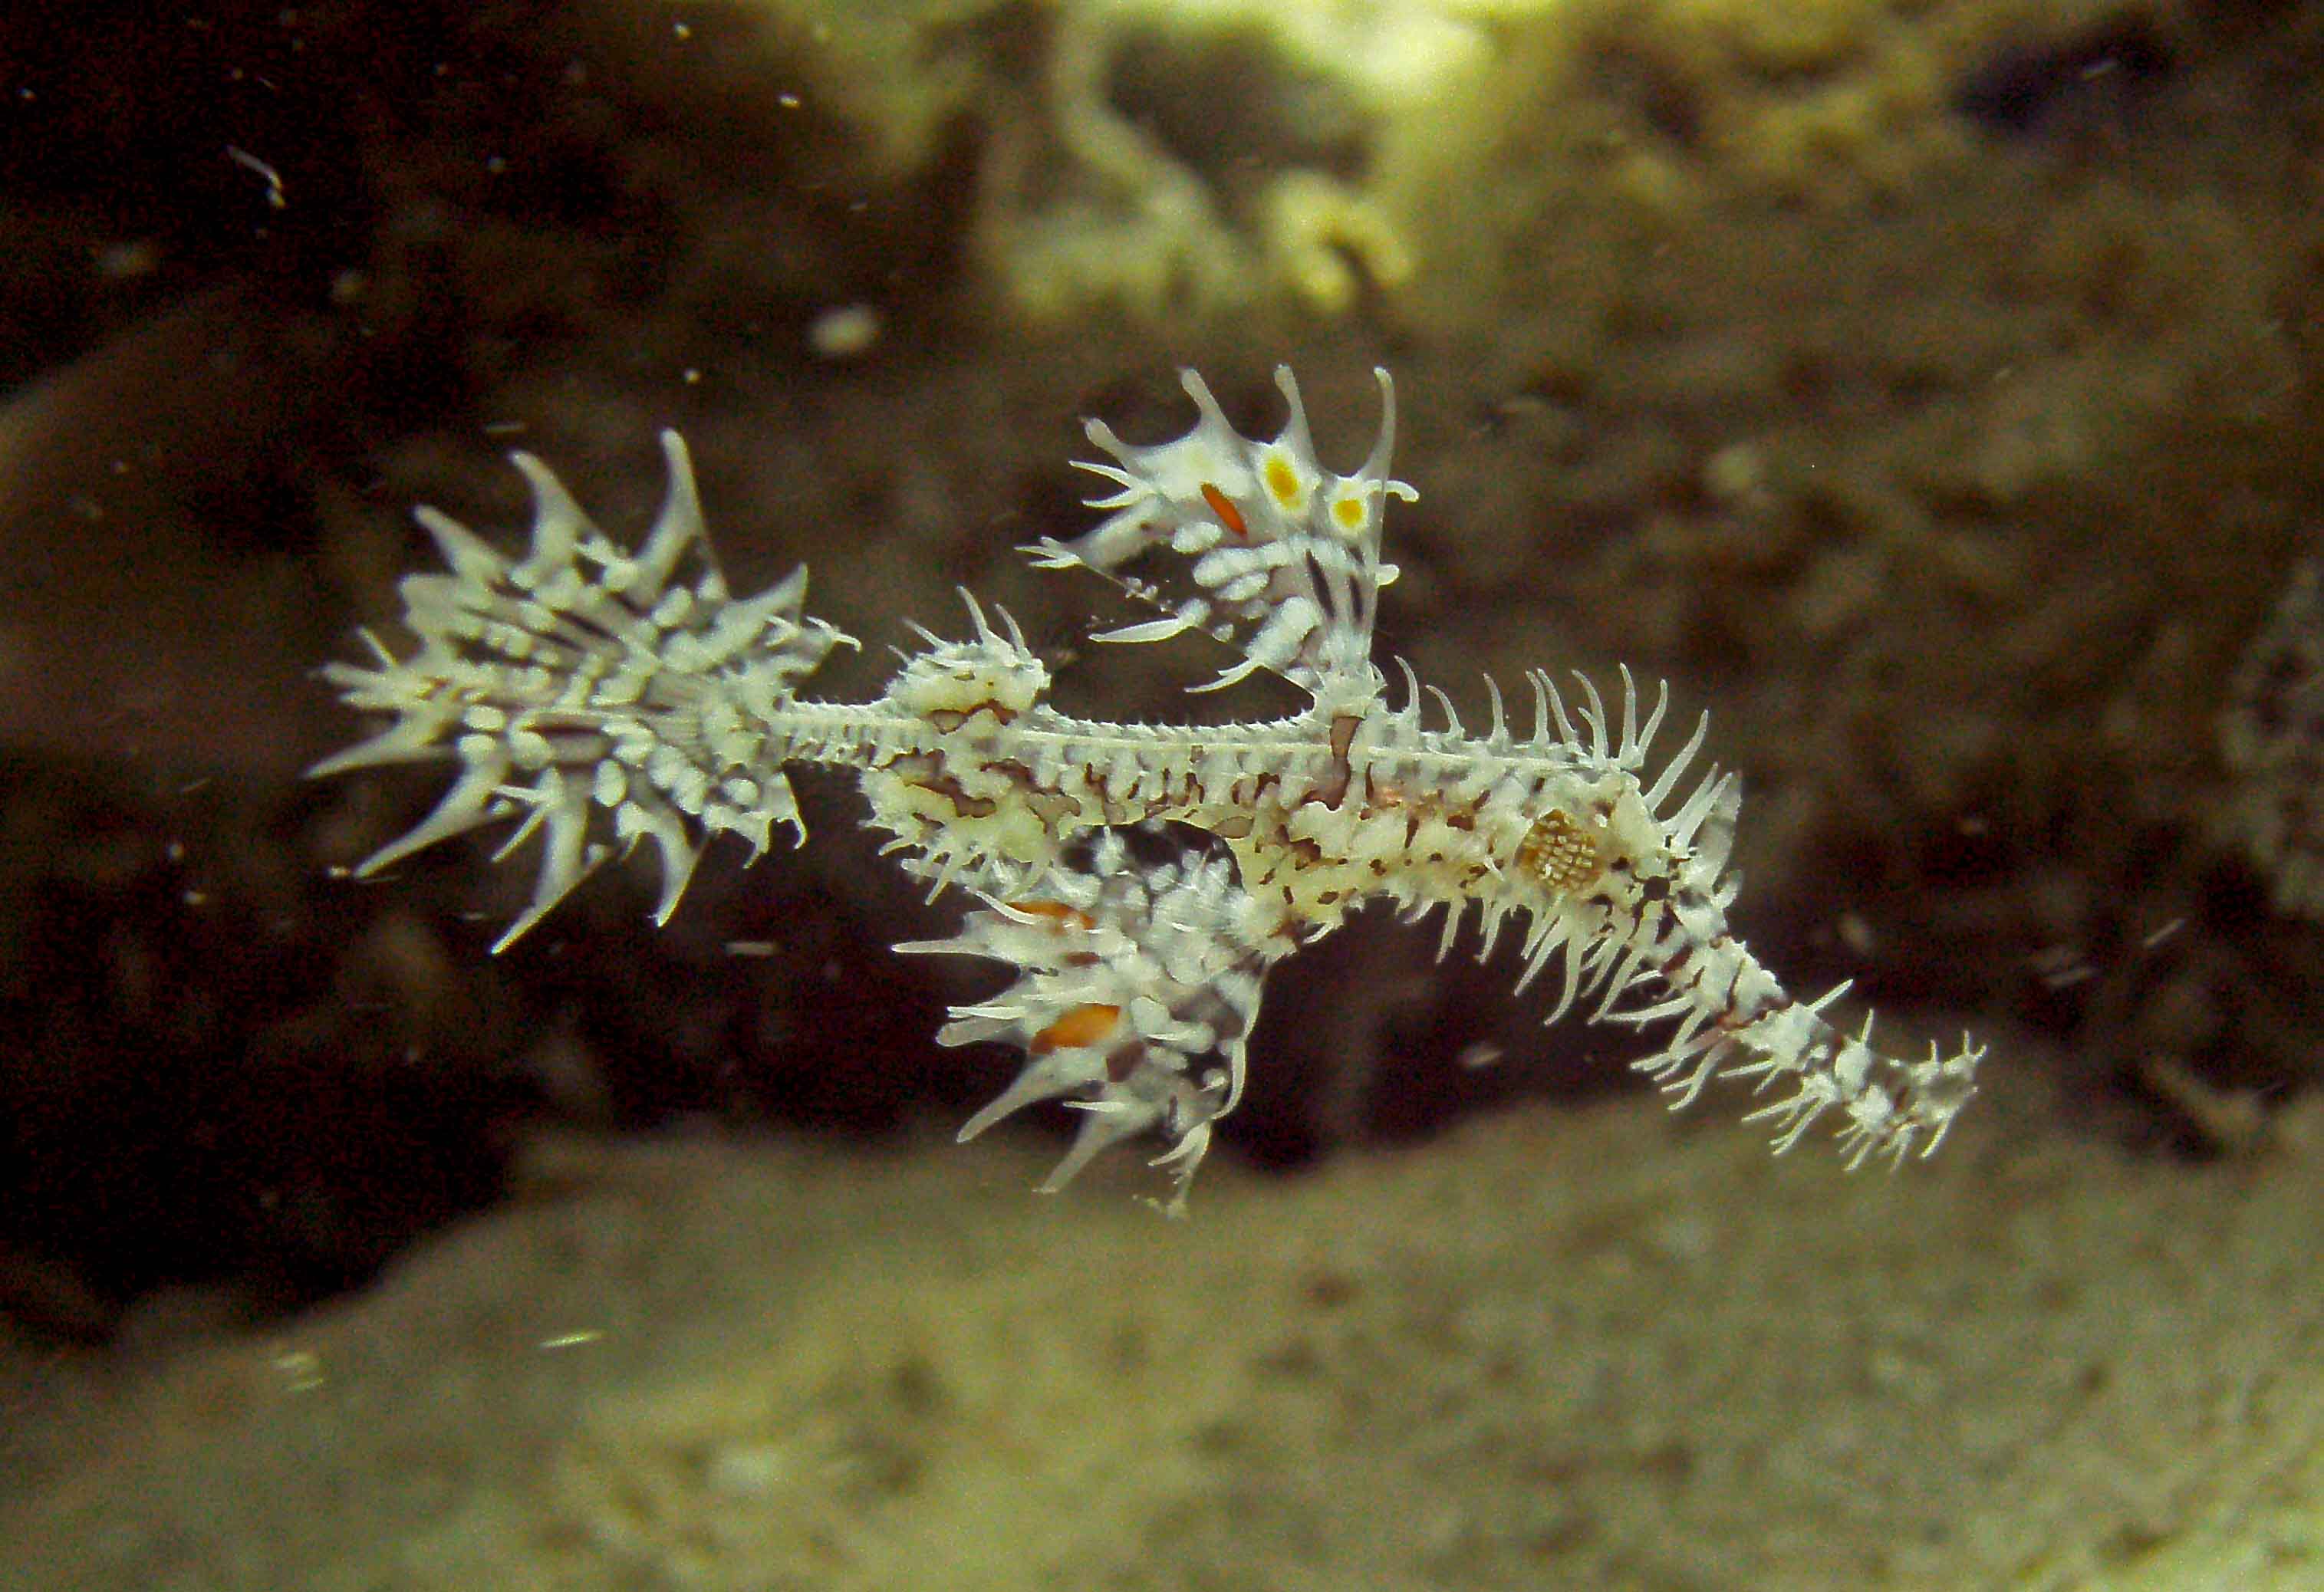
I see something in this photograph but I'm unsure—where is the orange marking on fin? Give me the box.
[1200,482,1249,538]
[1013,899,1095,931]
[1031,1002,1122,1054]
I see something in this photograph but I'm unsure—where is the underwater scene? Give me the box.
[2,1,2322,1586]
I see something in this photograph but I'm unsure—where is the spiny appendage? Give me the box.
[860,592,1078,900]
[1383,663,1981,1166]
[1557,677,1980,1165]
[895,830,1281,1214]
[1026,363,1417,693]
[1608,906,1985,1166]
[311,430,854,950]
[1367,660,1726,998]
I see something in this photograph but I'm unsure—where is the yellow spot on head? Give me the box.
[1331,493,1368,535]
[1264,453,1302,507]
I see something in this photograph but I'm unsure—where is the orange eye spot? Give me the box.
[1031,1002,1122,1054]
[1012,899,1095,930]
[1263,455,1300,505]
[1200,482,1249,538]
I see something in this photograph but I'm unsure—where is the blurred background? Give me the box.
[2,2,2322,1584]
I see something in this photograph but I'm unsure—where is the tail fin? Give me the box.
[311,431,851,949]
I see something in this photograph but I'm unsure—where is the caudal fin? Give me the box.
[312,431,852,949]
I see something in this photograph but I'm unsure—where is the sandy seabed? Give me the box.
[5,1025,2319,1591]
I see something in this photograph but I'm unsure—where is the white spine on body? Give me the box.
[318,367,1983,1209]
